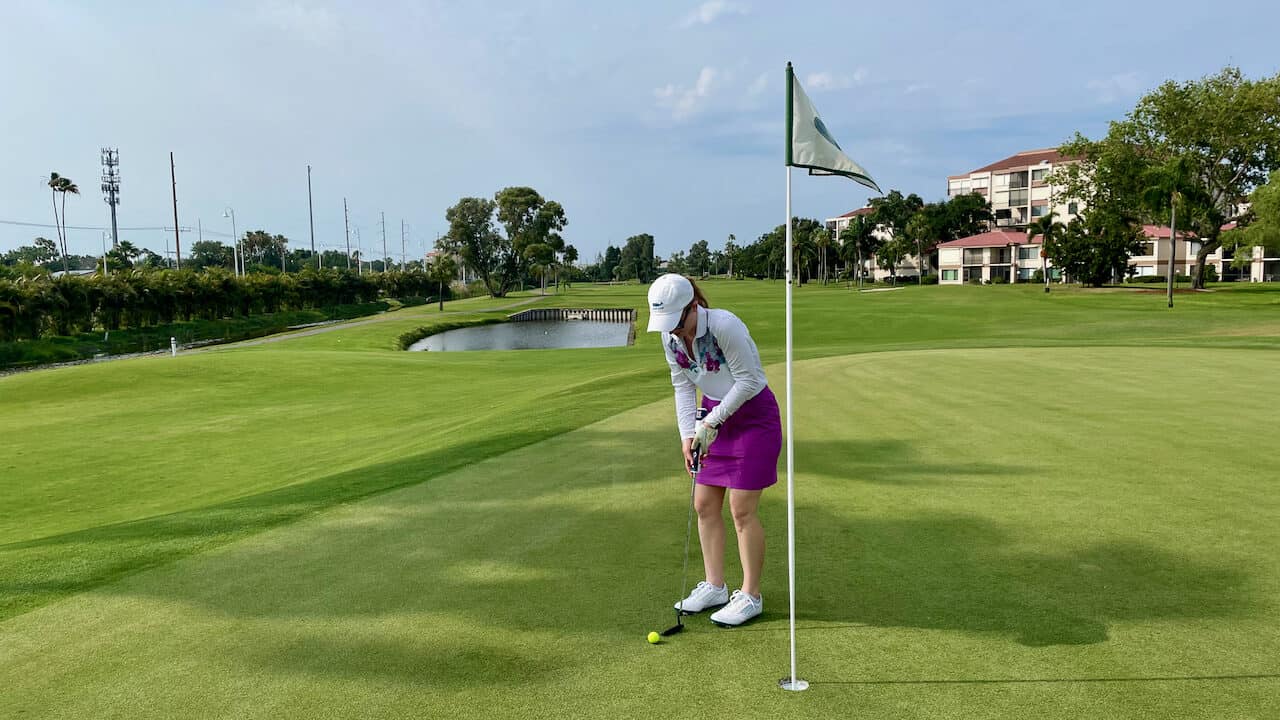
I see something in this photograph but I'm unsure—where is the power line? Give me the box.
[0,218,234,238]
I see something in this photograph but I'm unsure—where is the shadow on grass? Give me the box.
[0,427,666,622]
[795,439,1029,485]
[78,468,1262,687]
[5,420,1265,688]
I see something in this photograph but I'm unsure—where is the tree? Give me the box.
[724,235,739,277]
[1027,211,1065,292]
[561,244,579,288]
[427,253,458,310]
[877,236,909,283]
[1044,212,1144,287]
[904,214,931,282]
[1224,170,1280,273]
[686,240,711,277]
[839,215,880,287]
[524,242,555,294]
[240,231,289,272]
[189,240,235,271]
[868,190,924,239]
[617,234,656,282]
[442,197,505,296]
[1063,67,1280,288]
[105,241,142,272]
[1141,155,1216,303]
[47,173,79,273]
[601,245,621,281]
[494,186,567,294]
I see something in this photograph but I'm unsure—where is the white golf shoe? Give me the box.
[674,581,729,614]
[709,590,762,627]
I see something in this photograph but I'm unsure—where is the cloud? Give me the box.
[747,72,769,96]
[1086,72,1142,103]
[680,0,748,28]
[253,0,339,45]
[904,83,932,95]
[654,66,719,120]
[804,67,869,92]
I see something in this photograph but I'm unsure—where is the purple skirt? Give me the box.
[697,387,782,491]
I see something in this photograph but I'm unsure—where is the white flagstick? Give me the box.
[780,165,808,693]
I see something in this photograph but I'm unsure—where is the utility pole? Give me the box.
[355,227,362,275]
[380,211,387,273]
[307,165,316,268]
[169,152,181,269]
[100,148,120,248]
[343,198,352,270]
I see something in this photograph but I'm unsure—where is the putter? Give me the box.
[661,408,707,637]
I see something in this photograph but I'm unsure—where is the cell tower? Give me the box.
[100,148,121,248]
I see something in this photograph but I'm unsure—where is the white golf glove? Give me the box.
[693,419,719,457]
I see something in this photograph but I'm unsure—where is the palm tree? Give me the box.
[48,173,80,273]
[905,213,931,284]
[839,215,878,288]
[1142,156,1212,303]
[1027,211,1065,293]
[814,228,832,285]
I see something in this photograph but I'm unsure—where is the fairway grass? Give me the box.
[2,283,1278,718]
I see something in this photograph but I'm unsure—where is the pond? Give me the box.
[407,320,632,352]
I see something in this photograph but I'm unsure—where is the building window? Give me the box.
[990,249,1011,264]
[1031,168,1049,182]
[964,266,984,282]
[963,248,985,265]
[1031,205,1048,217]
[1008,189,1029,206]
[1018,267,1035,280]
[1017,246,1040,260]
[1068,202,1079,215]
[942,269,958,281]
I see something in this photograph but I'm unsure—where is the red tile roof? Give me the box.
[937,230,1037,248]
[836,207,875,219]
[1142,224,1197,239]
[968,148,1076,175]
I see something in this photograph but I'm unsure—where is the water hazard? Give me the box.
[408,320,632,352]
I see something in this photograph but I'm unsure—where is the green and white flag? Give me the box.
[786,63,881,192]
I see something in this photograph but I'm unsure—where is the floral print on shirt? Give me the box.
[670,331,726,375]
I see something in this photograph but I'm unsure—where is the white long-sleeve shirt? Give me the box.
[661,306,769,438]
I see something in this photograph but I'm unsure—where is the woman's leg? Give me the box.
[729,489,764,597]
[694,484,727,586]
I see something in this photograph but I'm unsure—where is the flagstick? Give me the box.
[780,165,808,693]
[779,61,807,694]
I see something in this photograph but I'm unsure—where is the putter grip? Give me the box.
[691,407,708,473]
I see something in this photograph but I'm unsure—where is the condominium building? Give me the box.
[936,223,1274,284]
[947,148,1081,229]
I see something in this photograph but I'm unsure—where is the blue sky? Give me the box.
[3,0,1278,262]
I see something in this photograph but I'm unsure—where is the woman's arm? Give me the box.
[665,338,698,438]
[703,313,766,428]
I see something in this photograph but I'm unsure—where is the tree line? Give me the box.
[0,268,442,343]
[1047,66,1280,287]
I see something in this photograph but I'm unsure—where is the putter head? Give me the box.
[659,623,685,637]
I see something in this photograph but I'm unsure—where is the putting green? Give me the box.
[2,346,1277,719]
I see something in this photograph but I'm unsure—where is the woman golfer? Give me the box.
[647,273,781,627]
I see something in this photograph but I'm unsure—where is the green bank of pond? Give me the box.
[0,301,391,371]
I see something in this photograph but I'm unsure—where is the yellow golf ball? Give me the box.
[647,631,660,644]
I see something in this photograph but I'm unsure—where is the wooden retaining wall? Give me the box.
[507,308,637,323]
